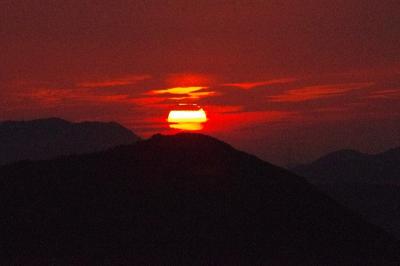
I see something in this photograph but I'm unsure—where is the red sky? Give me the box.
[1,0,399,165]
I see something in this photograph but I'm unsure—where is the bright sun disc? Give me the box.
[167,104,207,130]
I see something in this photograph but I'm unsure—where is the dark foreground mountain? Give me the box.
[0,118,140,165]
[317,183,400,239]
[0,134,398,264]
[293,148,400,239]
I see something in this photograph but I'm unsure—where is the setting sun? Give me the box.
[167,104,207,130]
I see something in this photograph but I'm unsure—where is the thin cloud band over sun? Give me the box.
[148,86,217,100]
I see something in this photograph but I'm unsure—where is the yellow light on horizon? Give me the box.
[169,122,204,131]
[150,86,205,95]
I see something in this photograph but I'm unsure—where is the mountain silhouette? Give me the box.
[0,134,398,264]
[293,147,400,239]
[0,118,140,165]
[294,148,400,184]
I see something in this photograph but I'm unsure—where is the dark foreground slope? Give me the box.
[0,134,398,265]
[0,118,140,165]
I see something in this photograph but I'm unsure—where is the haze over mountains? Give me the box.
[293,148,400,239]
[0,118,140,165]
[0,133,398,264]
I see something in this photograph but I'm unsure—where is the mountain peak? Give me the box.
[314,149,366,164]
[0,118,140,165]
[294,146,400,184]
[380,147,400,160]
[1,117,70,127]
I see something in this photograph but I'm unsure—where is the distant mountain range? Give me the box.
[293,147,400,239]
[0,133,398,264]
[294,148,400,184]
[0,118,140,165]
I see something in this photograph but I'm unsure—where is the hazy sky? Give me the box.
[1,0,399,165]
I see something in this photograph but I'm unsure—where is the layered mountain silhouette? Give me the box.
[293,148,400,239]
[0,134,399,264]
[0,118,140,165]
[294,148,400,184]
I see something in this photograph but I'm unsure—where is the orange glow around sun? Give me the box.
[167,104,207,131]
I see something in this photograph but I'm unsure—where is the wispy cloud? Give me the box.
[366,89,400,99]
[268,82,373,102]
[223,78,296,90]
[16,88,133,107]
[148,86,217,100]
[79,74,151,88]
